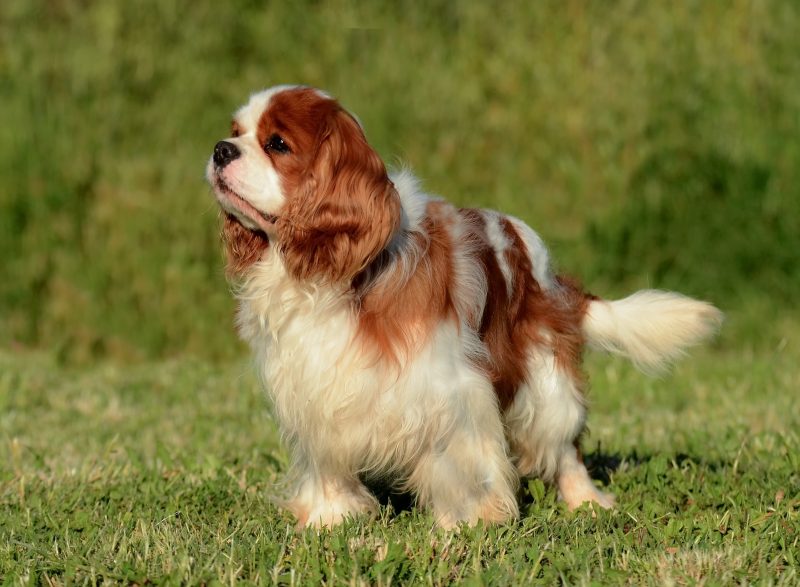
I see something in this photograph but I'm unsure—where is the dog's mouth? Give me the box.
[213,177,278,233]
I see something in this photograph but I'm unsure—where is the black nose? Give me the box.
[213,140,240,168]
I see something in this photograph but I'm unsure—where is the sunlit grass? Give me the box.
[1,329,798,583]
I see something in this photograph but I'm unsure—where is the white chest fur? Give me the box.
[233,251,502,478]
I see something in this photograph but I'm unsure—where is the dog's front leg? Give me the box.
[285,467,378,529]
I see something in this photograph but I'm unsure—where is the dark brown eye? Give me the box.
[265,133,291,154]
[230,122,241,138]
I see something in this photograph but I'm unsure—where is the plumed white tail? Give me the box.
[582,290,723,373]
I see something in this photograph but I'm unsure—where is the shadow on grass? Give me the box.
[363,448,728,515]
[583,448,728,484]
[365,478,417,515]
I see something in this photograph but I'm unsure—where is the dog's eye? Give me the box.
[265,134,291,154]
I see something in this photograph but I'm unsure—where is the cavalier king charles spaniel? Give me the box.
[207,85,722,529]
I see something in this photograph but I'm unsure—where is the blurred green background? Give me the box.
[1,0,798,364]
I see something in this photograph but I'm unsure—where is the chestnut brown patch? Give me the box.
[498,218,591,402]
[221,214,270,276]
[356,201,458,366]
[354,205,592,409]
[456,209,534,409]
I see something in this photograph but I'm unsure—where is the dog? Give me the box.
[206,85,722,528]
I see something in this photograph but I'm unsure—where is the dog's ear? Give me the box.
[276,107,400,283]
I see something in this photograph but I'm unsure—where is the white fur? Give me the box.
[207,152,285,226]
[583,290,723,373]
[448,210,490,339]
[235,86,300,130]
[505,347,586,482]
[506,216,556,290]
[205,86,310,230]
[482,210,515,296]
[504,347,614,510]
[236,247,517,528]
[556,446,616,510]
[389,169,428,233]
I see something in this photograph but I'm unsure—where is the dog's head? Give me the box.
[207,86,401,282]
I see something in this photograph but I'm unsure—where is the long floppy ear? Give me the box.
[276,107,401,283]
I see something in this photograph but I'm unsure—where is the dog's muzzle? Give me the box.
[213,141,240,168]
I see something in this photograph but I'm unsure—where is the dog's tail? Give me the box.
[582,290,723,373]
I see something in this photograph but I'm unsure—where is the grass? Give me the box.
[2,322,798,584]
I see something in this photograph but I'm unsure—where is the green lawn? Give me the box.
[2,321,798,585]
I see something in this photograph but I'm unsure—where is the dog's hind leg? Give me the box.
[556,443,615,510]
[506,348,614,510]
